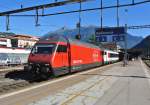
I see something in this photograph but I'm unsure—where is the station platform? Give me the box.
[0,59,150,105]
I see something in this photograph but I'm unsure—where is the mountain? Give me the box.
[45,26,96,41]
[132,35,150,49]
[118,33,143,49]
[45,26,143,49]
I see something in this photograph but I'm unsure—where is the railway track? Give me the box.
[0,65,24,72]
[0,62,119,96]
[0,80,29,94]
[0,69,46,95]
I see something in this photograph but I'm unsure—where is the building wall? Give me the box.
[0,38,11,47]
[7,39,12,47]
[18,39,37,48]
[0,34,39,48]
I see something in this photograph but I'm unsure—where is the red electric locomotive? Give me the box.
[27,35,103,78]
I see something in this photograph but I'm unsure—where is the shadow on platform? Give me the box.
[5,70,47,82]
[81,73,150,79]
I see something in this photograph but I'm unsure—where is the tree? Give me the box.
[88,34,96,43]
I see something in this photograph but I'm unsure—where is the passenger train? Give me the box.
[27,35,119,78]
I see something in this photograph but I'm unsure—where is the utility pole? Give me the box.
[117,0,119,27]
[79,0,81,36]
[6,15,10,31]
[116,0,119,51]
[100,0,103,29]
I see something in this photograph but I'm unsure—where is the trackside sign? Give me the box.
[95,27,126,42]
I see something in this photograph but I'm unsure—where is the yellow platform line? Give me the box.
[60,76,111,105]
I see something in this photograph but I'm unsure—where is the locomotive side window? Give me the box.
[57,45,67,52]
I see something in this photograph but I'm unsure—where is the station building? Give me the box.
[102,42,121,52]
[0,38,11,47]
[0,33,39,48]
[11,35,39,48]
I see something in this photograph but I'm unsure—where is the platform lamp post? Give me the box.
[149,48,150,62]
[146,48,149,58]
[149,48,150,59]
[123,9,128,66]
[75,0,82,40]
[148,48,150,58]
[124,24,128,66]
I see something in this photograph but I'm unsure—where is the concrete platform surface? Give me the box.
[1,60,150,105]
[28,60,150,105]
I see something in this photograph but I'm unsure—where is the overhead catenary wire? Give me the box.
[4,0,150,17]
[3,0,88,31]
[0,0,89,16]
[2,0,150,31]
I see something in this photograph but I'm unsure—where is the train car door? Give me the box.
[101,50,104,65]
[57,45,69,73]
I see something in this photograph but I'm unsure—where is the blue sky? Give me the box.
[0,0,150,38]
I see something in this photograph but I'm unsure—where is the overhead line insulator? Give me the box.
[42,7,44,16]
[35,9,40,26]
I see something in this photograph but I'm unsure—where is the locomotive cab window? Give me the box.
[32,44,56,54]
[57,45,67,52]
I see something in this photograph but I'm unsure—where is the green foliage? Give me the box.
[88,34,96,42]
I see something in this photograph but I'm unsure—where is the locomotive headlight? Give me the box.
[29,62,33,65]
[45,64,49,66]
[45,67,50,72]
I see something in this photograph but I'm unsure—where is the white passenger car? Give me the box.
[103,49,119,64]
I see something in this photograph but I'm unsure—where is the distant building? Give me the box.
[0,34,39,48]
[11,35,39,48]
[101,42,121,52]
[0,38,11,47]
